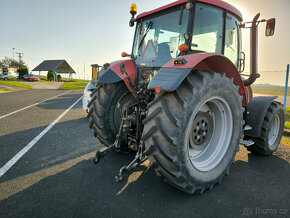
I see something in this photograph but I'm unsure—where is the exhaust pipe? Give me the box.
[243,13,261,86]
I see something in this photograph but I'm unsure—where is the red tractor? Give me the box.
[88,0,284,194]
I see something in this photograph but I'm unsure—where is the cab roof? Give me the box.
[136,0,243,21]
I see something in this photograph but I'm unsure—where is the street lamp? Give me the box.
[12,48,15,72]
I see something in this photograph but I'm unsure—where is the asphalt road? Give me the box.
[0,89,289,218]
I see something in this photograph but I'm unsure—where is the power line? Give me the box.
[16,52,24,62]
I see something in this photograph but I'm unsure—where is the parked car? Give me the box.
[23,74,29,80]
[7,71,18,80]
[0,73,8,80]
[82,79,98,113]
[26,74,39,82]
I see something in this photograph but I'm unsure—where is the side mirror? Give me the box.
[265,18,275,37]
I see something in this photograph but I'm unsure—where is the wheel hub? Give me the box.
[190,112,213,151]
[268,114,280,146]
[187,96,233,172]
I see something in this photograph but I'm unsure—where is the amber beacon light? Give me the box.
[130,3,137,16]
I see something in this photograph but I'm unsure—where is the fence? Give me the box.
[245,65,290,108]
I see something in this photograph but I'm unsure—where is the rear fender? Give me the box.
[97,59,136,91]
[148,53,250,106]
[244,96,278,137]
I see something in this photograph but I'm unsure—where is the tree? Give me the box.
[0,57,28,71]
[18,68,29,79]
[0,57,29,79]
[57,74,62,81]
[1,57,12,68]
[47,71,54,81]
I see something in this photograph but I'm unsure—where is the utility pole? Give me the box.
[16,52,24,63]
[12,48,15,72]
[84,63,85,80]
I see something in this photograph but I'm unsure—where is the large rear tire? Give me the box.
[246,101,284,155]
[88,82,134,151]
[142,71,244,194]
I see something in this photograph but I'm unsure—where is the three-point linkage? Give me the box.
[92,98,147,181]
[115,142,147,182]
[93,132,147,182]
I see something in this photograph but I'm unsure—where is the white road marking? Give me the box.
[0,96,83,178]
[0,90,72,120]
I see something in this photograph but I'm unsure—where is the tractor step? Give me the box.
[240,140,255,147]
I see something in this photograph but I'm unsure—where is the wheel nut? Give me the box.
[202,123,206,127]
[197,136,200,140]
[203,132,206,136]
[196,126,199,131]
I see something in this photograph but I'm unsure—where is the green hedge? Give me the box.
[18,68,28,79]
[47,71,54,81]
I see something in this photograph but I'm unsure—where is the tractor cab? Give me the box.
[130,1,242,70]
[132,2,241,69]
[127,0,275,88]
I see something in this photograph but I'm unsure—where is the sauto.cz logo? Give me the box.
[242,207,288,216]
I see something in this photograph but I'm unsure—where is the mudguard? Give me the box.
[97,59,136,91]
[244,96,278,137]
[148,53,250,106]
[97,69,123,83]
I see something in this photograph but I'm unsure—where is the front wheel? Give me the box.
[142,71,244,194]
[246,101,284,155]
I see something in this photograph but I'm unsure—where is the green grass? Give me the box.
[285,122,290,129]
[281,137,290,147]
[71,78,90,82]
[60,82,87,91]
[0,87,12,91]
[252,84,288,96]
[285,107,290,129]
[0,81,33,89]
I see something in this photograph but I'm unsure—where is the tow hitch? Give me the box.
[93,99,148,182]
[93,133,147,182]
[115,142,147,182]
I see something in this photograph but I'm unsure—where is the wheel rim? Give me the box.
[268,114,280,147]
[188,96,233,172]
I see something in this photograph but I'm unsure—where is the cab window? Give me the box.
[224,14,240,67]
[192,3,223,53]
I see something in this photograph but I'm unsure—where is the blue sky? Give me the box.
[0,0,289,80]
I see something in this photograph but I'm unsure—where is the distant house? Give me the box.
[1,67,18,74]
[32,60,76,81]
[0,68,8,74]
[7,68,18,76]
[0,68,18,78]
